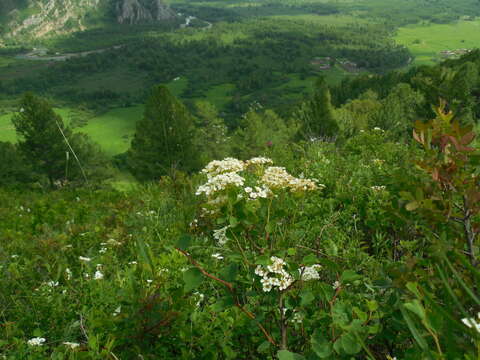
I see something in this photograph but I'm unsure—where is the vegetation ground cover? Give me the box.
[395,19,480,65]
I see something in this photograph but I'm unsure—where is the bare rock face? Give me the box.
[116,0,175,24]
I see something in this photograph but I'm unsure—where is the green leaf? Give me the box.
[220,263,238,282]
[406,201,419,211]
[176,234,192,251]
[311,330,333,358]
[404,300,426,320]
[257,341,271,353]
[212,296,235,312]
[183,268,204,292]
[287,248,297,256]
[340,270,362,284]
[136,237,154,274]
[400,306,429,350]
[277,350,305,360]
[300,290,315,307]
[302,254,318,266]
[340,333,362,355]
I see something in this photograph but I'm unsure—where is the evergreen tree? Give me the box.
[11,93,110,187]
[128,85,198,181]
[297,76,339,140]
[12,93,72,186]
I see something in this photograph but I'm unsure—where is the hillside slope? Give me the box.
[0,0,175,40]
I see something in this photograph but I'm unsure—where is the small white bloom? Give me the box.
[128,261,138,265]
[27,337,46,346]
[63,342,80,349]
[462,313,480,333]
[46,281,59,287]
[113,306,121,317]
[146,279,153,284]
[212,253,224,260]
[11,254,19,259]
[79,256,91,262]
[333,281,341,290]
[65,268,72,280]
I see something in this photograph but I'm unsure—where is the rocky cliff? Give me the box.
[116,0,175,24]
[1,0,175,39]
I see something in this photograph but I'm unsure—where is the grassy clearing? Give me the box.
[205,83,235,109]
[79,106,143,156]
[0,106,142,157]
[395,19,480,65]
[166,77,188,97]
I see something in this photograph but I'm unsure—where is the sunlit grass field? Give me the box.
[0,106,143,157]
[395,19,480,65]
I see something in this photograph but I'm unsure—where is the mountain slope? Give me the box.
[0,0,175,39]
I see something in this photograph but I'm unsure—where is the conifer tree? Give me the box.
[297,76,339,140]
[12,93,72,186]
[128,85,198,180]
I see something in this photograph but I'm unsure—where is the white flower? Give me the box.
[99,247,107,254]
[63,342,80,349]
[128,261,137,265]
[94,271,104,280]
[300,264,322,281]
[11,254,19,259]
[65,268,72,280]
[146,279,153,284]
[371,185,386,192]
[196,172,245,197]
[246,157,273,166]
[113,306,121,317]
[373,127,384,132]
[46,281,59,287]
[193,292,205,307]
[462,313,480,333]
[212,253,224,260]
[27,337,46,346]
[79,256,91,262]
[256,257,294,292]
[201,158,245,178]
[290,311,304,324]
[262,167,319,192]
[333,281,341,290]
[213,225,230,246]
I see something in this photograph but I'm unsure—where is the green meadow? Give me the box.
[0,106,142,157]
[395,19,480,65]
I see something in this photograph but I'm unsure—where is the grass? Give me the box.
[0,106,143,157]
[205,83,235,109]
[395,19,480,65]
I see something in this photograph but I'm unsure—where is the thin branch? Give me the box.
[176,247,277,346]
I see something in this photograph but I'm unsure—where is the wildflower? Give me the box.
[201,158,245,178]
[256,257,294,292]
[146,279,153,284]
[27,337,46,346]
[373,127,384,132]
[11,254,19,259]
[212,253,224,260]
[246,157,273,166]
[113,306,121,317]
[372,159,385,166]
[299,264,322,281]
[290,311,303,324]
[99,247,107,254]
[193,292,205,307]
[46,281,59,287]
[371,185,386,192]
[128,261,138,265]
[65,268,72,280]
[94,271,104,280]
[213,225,230,246]
[196,172,245,196]
[462,313,480,333]
[246,185,272,200]
[63,342,80,349]
[79,256,91,262]
[262,167,319,192]
[106,239,121,246]
[333,281,341,290]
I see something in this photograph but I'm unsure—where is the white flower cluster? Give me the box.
[201,158,245,178]
[462,313,480,333]
[246,157,273,167]
[244,185,272,200]
[299,264,322,281]
[255,257,294,292]
[262,167,320,192]
[371,185,386,192]
[196,172,245,197]
[372,159,385,166]
[27,337,46,346]
[213,225,230,246]
[212,253,224,260]
[290,311,304,324]
[63,342,80,349]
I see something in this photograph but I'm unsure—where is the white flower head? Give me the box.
[94,271,104,280]
[212,253,224,260]
[27,337,46,346]
[79,256,91,262]
[462,313,480,333]
[63,342,80,349]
